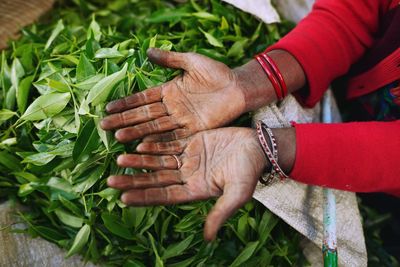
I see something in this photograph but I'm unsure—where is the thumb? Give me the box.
[147,48,191,70]
[203,186,249,241]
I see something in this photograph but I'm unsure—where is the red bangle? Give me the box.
[262,53,288,98]
[255,54,283,101]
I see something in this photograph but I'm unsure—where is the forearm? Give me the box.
[265,0,388,107]
[290,121,400,195]
[234,49,306,112]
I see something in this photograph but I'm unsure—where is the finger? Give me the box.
[107,170,183,190]
[117,154,181,170]
[105,86,162,113]
[147,48,191,70]
[204,187,249,241]
[115,116,179,143]
[136,139,187,155]
[101,102,168,130]
[120,184,205,205]
[142,128,192,143]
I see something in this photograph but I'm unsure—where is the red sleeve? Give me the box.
[290,121,400,196]
[267,0,391,107]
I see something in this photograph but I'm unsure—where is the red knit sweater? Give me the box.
[268,0,400,195]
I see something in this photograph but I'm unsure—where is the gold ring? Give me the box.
[172,155,182,169]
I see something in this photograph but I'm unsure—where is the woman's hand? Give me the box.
[107,127,268,240]
[100,48,248,143]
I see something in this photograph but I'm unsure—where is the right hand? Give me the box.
[107,127,268,240]
[101,48,247,143]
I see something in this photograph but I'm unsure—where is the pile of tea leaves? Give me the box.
[0,0,308,266]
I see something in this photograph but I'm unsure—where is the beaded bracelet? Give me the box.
[261,53,288,99]
[255,54,283,101]
[256,121,275,184]
[256,121,288,184]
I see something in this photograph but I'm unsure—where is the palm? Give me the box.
[162,66,244,133]
[107,128,266,240]
[178,128,263,200]
[100,49,246,143]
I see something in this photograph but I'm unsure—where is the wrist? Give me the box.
[271,127,296,174]
[233,59,276,112]
[250,128,271,171]
[233,49,306,112]
[252,125,296,177]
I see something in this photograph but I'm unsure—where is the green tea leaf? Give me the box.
[17,75,34,113]
[13,171,39,183]
[58,195,83,217]
[57,55,79,65]
[0,151,22,171]
[101,213,134,239]
[73,166,104,194]
[147,9,188,23]
[86,63,127,105]
[0,109,17,122]
[229,241,259,267]
[5,85,16,110]
[21,92,70,121]
[74,74,104,90]
[11,58,25,90]
[199,28,223,48]
[67,224,91,257]
[72,119,100,162]
[47,177,74,194]
[123,259,146,267]
[33,226,66,242]
[88,17,101,42]
[148,232,164,267]
[237,214,249,242]
[192,12,220,22]
[47,79,70,93]
[76,54,96,82]
[95,48,124,59]
[162,234,194,260]
[257,211,278,249]
[18,183,35,197]
[45,19,65,50]
[22,152,56,166]
[55,209,84,228]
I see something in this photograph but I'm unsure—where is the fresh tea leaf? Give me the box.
[199,28,223,48]
[21,92,70,121]
[86,63,127,105]
[72,119,100,162]
[0,109,17,122]
[17,75,34,113]
[45,19,65,50]
[76,54,96,82]
[67,224,91,257]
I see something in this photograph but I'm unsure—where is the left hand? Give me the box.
[100,48,248,143]
[107,127,267,240]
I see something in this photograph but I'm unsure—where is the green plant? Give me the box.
[0,0,305,266]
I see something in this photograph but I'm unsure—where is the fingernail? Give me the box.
[107,176,116,186]
[115,130,124,142]
[105,102,115,113]
[116,155,125,165]
[100,118,109,130]
[121,193,129,204]
[136,143,144,151]
[147,47,157,55]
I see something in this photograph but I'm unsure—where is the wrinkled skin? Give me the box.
[101,48,301,241]
[100,48,247,143]
[107,128,267,241]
